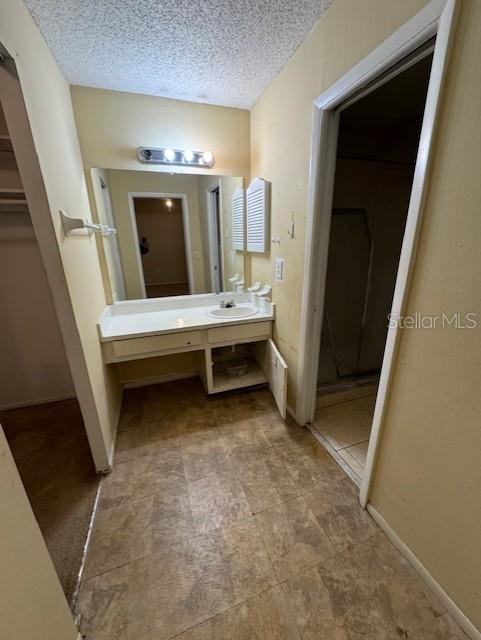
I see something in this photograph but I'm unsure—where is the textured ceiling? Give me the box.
[24,0,332,109]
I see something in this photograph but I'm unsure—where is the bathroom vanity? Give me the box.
[98,292,288,417]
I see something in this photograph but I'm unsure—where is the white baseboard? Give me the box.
[0,392,76,412]
[286,403,296,420]
[106,394,123,471]
[121,370,199,389]
[367,505,480,640]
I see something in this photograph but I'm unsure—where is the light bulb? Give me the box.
[164,198,173,211]
[163,148,175,162]
[183,149,194,162]
[202,150,213,165]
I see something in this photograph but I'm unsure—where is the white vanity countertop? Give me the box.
[98,293,274,342]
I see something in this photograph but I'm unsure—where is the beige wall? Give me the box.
[0,212,74,408]
[250,0,431,409]
[0,426,78,639]
[250,0,481,630]
[71,86,250,178]
[370,1,481,629]
[0,0,121,469]
[105,170,208,297]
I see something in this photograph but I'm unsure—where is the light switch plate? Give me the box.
[275,257,284,281]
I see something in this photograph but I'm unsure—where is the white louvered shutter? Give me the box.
[246,178,270,252]
[232,186,245,250]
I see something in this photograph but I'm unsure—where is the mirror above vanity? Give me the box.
[90,168,246,302]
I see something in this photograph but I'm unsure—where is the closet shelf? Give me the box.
[0,199,28,213]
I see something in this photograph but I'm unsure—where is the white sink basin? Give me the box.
[206,306,258,319]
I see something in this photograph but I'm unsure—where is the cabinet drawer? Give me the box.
[112,331,202,358]
[207,321,271,344]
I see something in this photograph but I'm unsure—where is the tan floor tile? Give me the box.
[303,478,378,552]
[262,415,316,450]
[189,470,252,532]
[232,448,300,513]
[316,384,378,409]
[77,563,130,640]
[338,440,369,478]
[277,442,345,492]
[175,405,219,434]
[83,496,155,578]
[82,383,453,640]
[214,393,269,424]
[348,440,369,466]
[117,408,142,433]
[181,435,233,483]
[99,448,186,510]
[356,393,378,413]
[314,398,373,450]
[283,532,444,639]
[199,518,277,602]
[78,519,277,640]
[255,496,334,581]
[222,417,273,456]
[410,614,468,639]
[175,586,301,640]
[114,415,181,463]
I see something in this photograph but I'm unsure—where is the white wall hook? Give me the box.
[60,209,117,237]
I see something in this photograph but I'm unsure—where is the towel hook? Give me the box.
[60,209,117,237]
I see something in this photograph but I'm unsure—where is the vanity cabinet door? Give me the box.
[267,339,288,419]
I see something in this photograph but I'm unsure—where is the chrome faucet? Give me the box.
[220,299,236,308]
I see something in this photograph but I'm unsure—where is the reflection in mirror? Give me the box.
[90,169,245,301]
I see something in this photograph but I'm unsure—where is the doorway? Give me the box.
[207,184,224,293]
[314,53,433,481]
[0,95,99,604]
[297,0,457,504]
[131,194,192,298]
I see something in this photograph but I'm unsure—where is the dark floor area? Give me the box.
[0,398,100,603]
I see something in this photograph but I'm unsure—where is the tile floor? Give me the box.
[76,379,467,639]
[314,392,377,479]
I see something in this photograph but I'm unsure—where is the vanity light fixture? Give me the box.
[201,151,213,165]
[138,146,215,168]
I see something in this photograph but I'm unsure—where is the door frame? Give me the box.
[97,175,126,301]
[205,181,224,293]
[0,53,113,473]
[296,0,458,508]
[127,191,194,297]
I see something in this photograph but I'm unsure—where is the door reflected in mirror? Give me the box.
[90,169,245,301]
